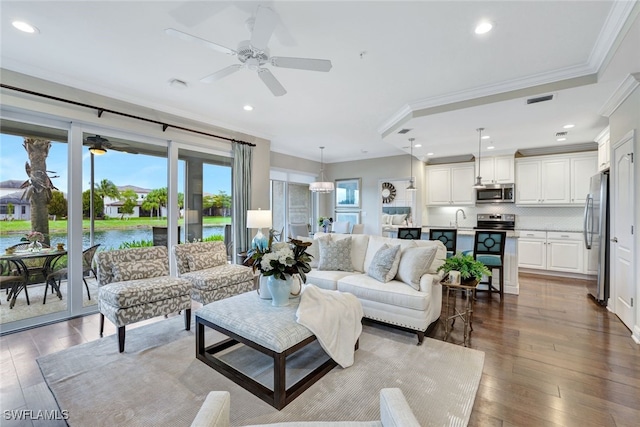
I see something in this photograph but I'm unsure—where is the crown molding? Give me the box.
[587,0,638,70]
[598,72,640,117]
[377,104,413,137]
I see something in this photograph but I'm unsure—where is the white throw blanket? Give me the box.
[296,284,364,368]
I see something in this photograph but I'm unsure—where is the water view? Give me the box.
[0,225,226,251]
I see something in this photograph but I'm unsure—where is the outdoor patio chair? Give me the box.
[5,242,51,304]
[45,244,100,303]
[0,261,25,306]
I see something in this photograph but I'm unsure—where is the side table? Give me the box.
[441,278,478,347]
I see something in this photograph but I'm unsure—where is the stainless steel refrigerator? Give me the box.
[583,171,609,305]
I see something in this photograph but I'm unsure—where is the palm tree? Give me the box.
[20,138,58,245]
[95,179,120,218]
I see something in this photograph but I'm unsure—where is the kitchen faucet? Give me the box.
[455,209,466,228]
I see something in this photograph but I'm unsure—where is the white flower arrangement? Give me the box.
[260,246,295,273]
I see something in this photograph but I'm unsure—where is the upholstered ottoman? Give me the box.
[173,241,254,304]
[195,292,339,410]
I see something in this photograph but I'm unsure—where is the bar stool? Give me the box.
[398,227,422,240]
[428,229,457,258]
[469,231,506,300]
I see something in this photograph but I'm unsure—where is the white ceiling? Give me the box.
[1,1,638,163]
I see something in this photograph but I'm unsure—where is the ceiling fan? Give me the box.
[84,135,138,155]
[165,5,332,96]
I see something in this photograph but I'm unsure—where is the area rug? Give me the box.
[38,315,484,427]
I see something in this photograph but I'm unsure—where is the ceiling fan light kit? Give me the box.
[166,5,332,97]
[86,135,109,155]
[310,146,334,193]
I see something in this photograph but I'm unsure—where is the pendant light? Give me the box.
[310,146,334,193]
[406,138,416,191]
[473,128,486,189]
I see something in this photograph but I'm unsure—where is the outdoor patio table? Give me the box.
[0,248,67,309]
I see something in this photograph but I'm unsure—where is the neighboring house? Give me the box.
[103,185,167,218]
[0,180,30,220]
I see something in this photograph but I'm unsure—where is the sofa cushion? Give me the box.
[318,236,353,272]
[395,246,438,290]
[186,251,226,271]
[337,274,429,311]
[413,240,447,274]
[112,259,169,282]
[305,269,359,291]
[332,233,370,272]
[381,214,392,225]
[99,276,191,308]
[367,244,401,283]
[363,236,417,273]
[182,264,254,291]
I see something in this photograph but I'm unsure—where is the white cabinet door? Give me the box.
[541,158,571,204]
[494,155,515,183]
[450,165,475,205]
[571,154,597,205]
[516,160,541,204]
[478,157,495,184]
[518,238,546,269]
[546,232,583,273]
[426,167,452,205]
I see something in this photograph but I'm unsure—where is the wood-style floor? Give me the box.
[0,273,638,426]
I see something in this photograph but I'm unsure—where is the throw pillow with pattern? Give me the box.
[367,244,401,282]
[395,246,438,290]
[186,251,226,271]
[318,236,353,271]
[112,259,169,282]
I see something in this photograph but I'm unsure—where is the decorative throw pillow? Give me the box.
[392,214,407,225]
[112,259,168,282]
[318,236,353,272]
[296,236,320,268]
[395,246,438,290]
[186,251,226,271]
[381,214,391,225]
[367,244,401,283]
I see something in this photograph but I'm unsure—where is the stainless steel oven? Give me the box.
[476,183,515,204]
[474,214,516,230]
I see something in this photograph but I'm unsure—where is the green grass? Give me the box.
[0,216,231,236]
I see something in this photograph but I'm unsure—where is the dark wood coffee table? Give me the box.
[195,292,342,410]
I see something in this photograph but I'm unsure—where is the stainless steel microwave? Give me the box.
[476,183,515,204]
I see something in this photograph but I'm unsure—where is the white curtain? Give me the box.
[232,142,253,261]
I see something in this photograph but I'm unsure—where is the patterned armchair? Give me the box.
[96,246,192,353]
[172,241,254,305]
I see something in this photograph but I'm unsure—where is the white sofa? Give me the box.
[191,388,421,427]
[299,233,446,345]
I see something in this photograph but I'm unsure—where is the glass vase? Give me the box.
[29,241,43,252]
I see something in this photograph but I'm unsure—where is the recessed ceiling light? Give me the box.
[414,144,422,148]
[563,124,575,129]
[481,135,490,140]
[427,152,435,156]
[475,21,493,35]
[487,146,495,150]
[557,137,567,142]
[243,105,253,111]
[12,20,39,34]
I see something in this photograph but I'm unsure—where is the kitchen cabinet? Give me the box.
[477,155,515,184]
[426,163,475,206]
[515,152,596,206]
[517,231,546,270]
[570,154,598,205]
[518,231,585,274]
[596,127,610,171]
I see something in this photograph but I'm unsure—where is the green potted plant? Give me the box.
[437,253,491,283]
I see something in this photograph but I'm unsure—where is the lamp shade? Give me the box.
[89,145,107,155]
[246,209,272,229]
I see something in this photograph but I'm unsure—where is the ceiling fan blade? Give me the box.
[250,6,278,51]
[270,57,333,72]
[201,64,243,83]
[257,68,286,96]
[165,28,236,56]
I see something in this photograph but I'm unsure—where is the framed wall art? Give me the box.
[335,178,361,209]
[335,211,360,225]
